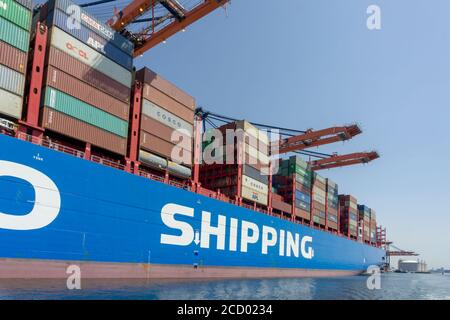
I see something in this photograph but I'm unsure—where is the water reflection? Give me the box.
[0,274,449,300]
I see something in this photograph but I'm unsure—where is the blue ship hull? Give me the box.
[0,134,386,279]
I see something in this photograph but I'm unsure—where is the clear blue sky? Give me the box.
[79,0,450,268]
[133,0,450,268]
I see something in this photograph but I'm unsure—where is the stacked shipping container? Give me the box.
[370,209,377,244]
[200,121,270,206]
[0,0,32,120]
[358,205,371,243]
[136,67,195,179]
[35,0,133,156]
[339,195,358,238]
[312,172,327,227]
[326,179,339,231]
[272,156,312,221]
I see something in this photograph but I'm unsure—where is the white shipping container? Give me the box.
[142,98,193,134]
[315,174,326,184]
[348,201,357,211]
[0,88,22,119]
[0,64,25,96]
[313,193,326,204]
[236,120,269,145]
[50,27,131,88]
[244,144,270,164]
[242,175,268,194]
[241,185,268,205]
[313,185,326,197]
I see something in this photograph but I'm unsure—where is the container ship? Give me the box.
[0,0,387,279]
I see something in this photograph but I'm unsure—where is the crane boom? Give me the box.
[309,151,379,170]
[276,125,362,154]
[108,0,229,57]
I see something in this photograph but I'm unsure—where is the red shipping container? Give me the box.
[41,107,127,155]
[0,41,27,74]
[47,46,131,103]
[44,65,129,120]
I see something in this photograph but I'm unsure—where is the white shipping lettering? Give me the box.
[160,203,194,246]
[160,204,315,260]
[200,211,226,250]
[240,221,259,253]
[261,226,277,254]
[87,37,105,53]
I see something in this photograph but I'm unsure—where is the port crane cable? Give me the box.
[200,109,341,159]
[202,110,307,134]
[79,0,118,8]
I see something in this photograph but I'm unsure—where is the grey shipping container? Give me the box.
[243,164,269,184]
[0,87,23,119]
[15,0,33,10]
[0,63,25,96]
[140,115,193,148]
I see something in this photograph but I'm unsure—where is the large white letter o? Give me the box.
[0,161,61,230]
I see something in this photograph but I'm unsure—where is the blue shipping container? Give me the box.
[295,190,311,203]
[46,9,133,70]
[328,201,338,210]
[15,0,33,10]
[46,0,134,55]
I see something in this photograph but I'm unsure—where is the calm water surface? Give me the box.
[0,273,449,300]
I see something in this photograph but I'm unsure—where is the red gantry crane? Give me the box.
[102,0,230,57]
[198,110,380,172]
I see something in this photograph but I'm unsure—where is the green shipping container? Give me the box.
[44,87,128,138]
[295,174,311,187]
[0,16,29,52]
[290,164,312,177]
[0,0,31,31]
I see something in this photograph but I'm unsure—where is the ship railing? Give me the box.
[169,180,191,191]
[90,155,125,171]
[16,132,85,158]
[197,187,219,198]
[138,170,165,183]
